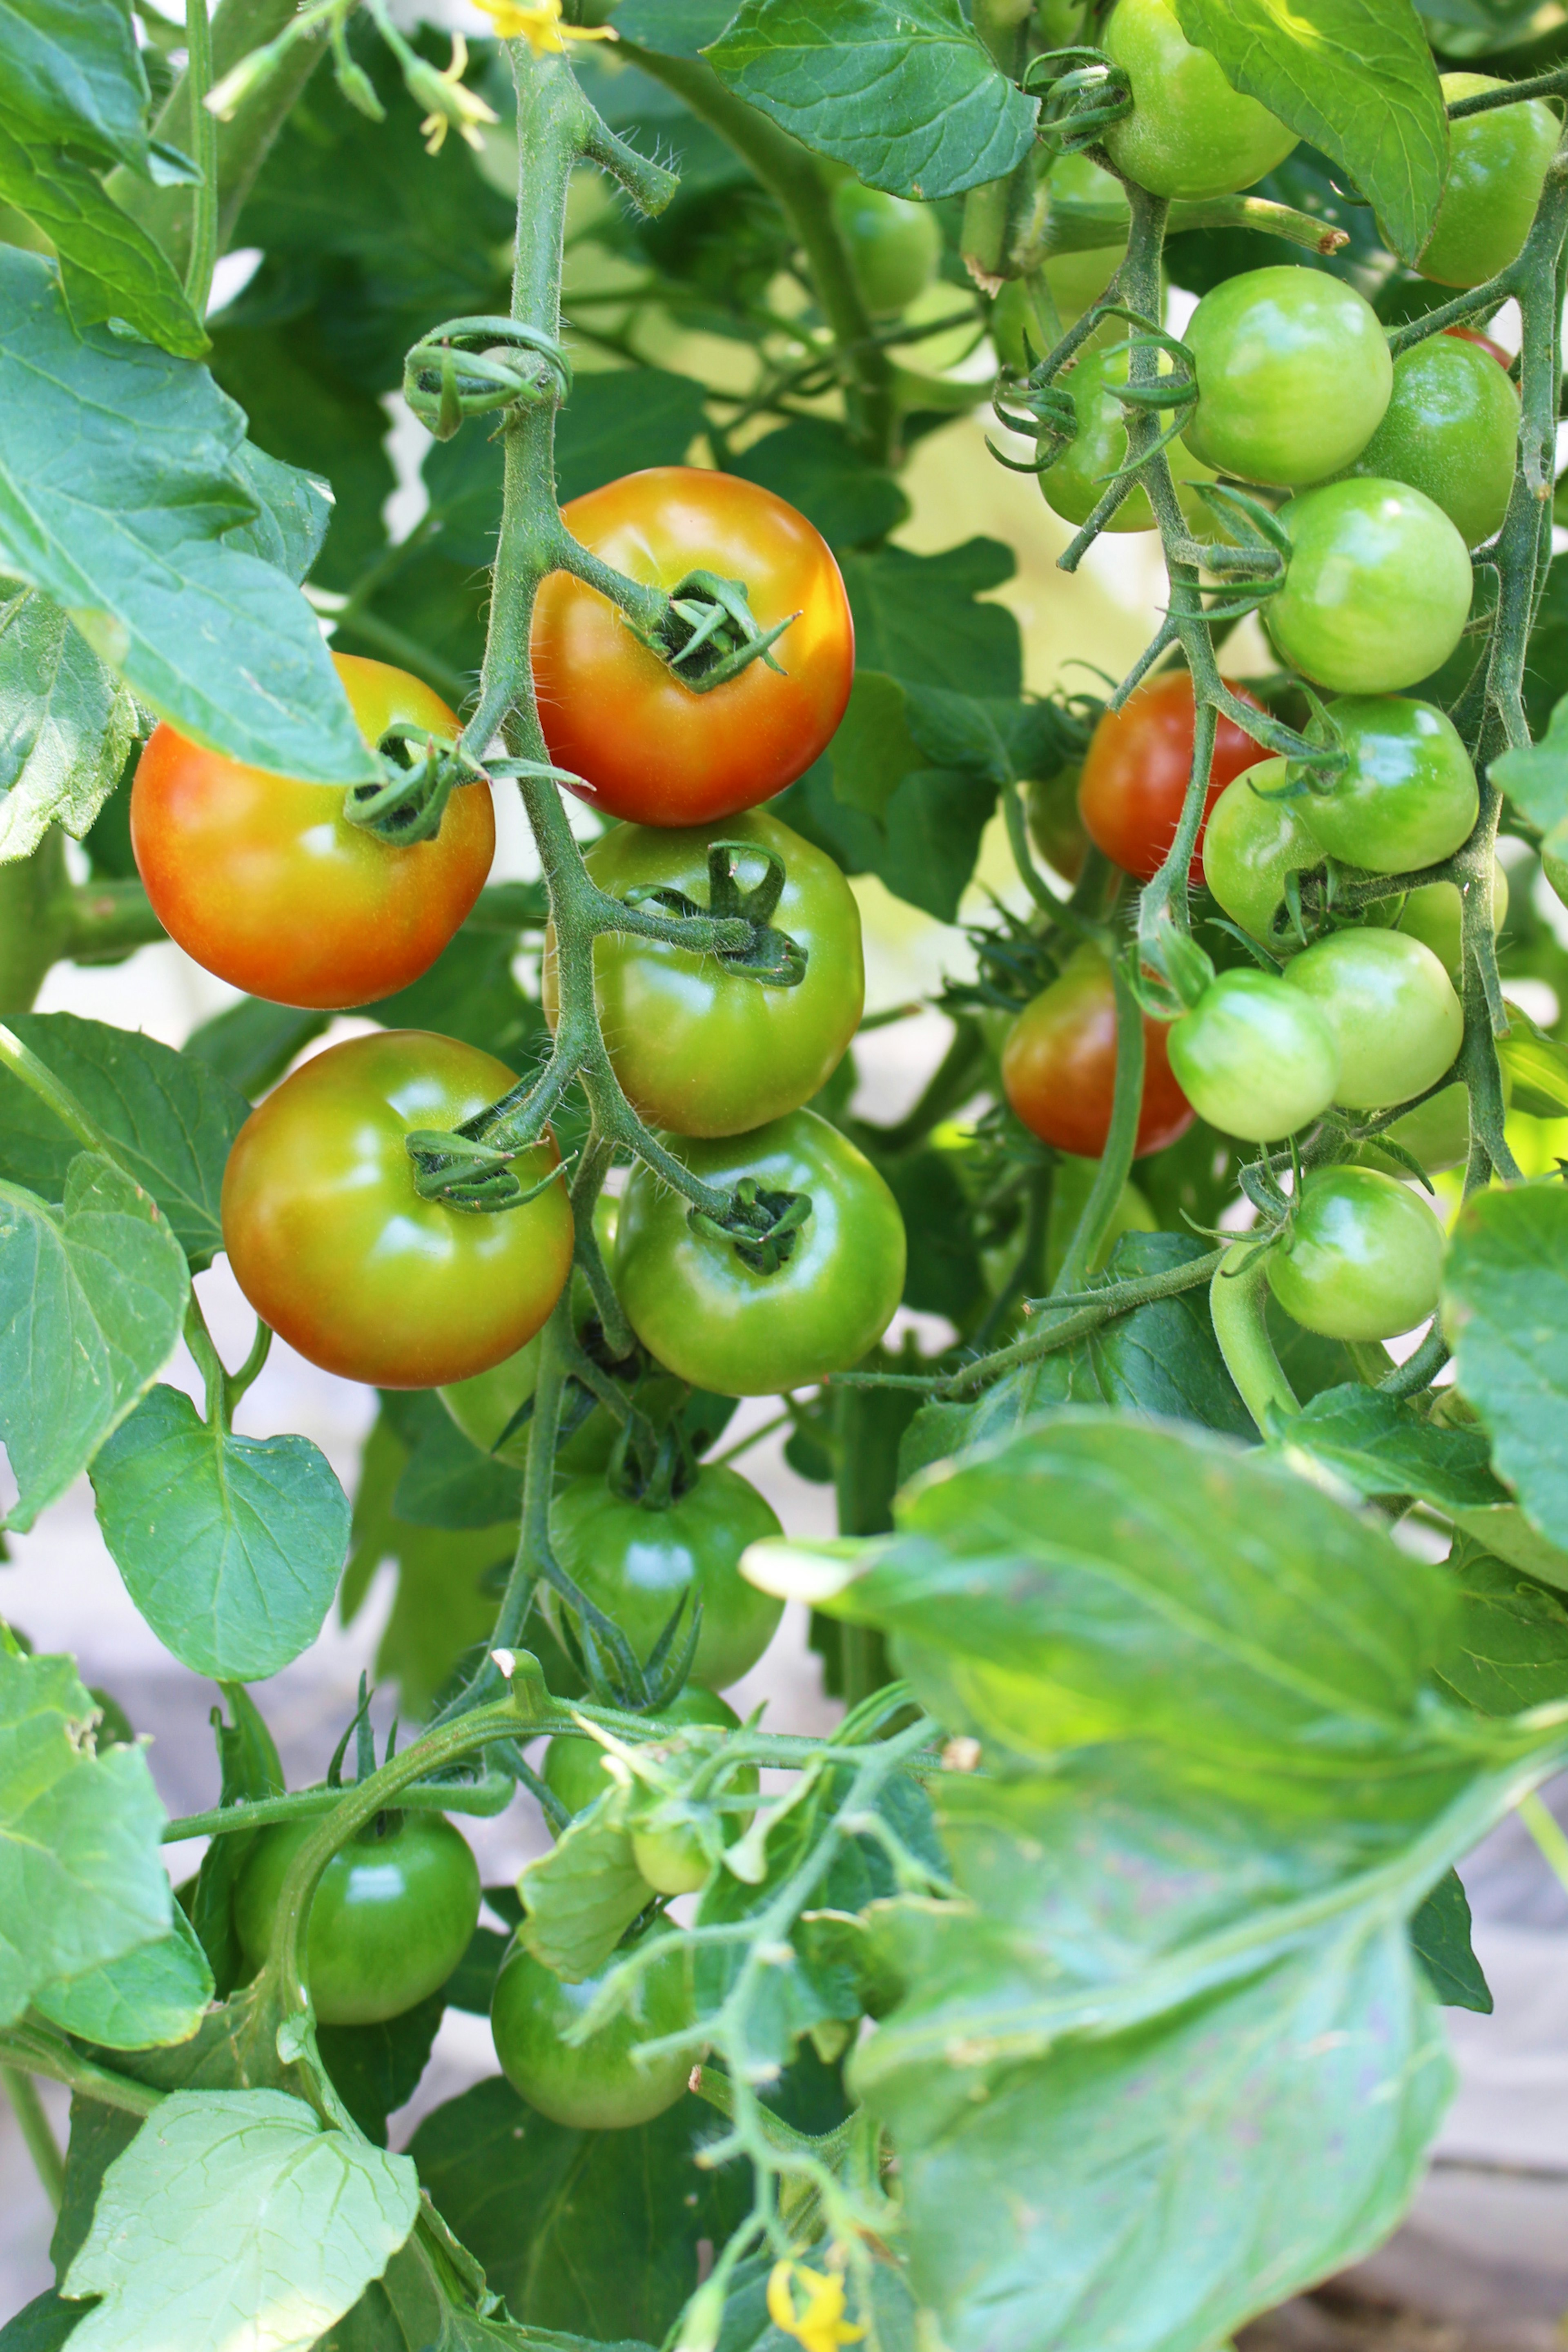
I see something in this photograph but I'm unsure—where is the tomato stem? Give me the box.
[1208,1242,1299,1434]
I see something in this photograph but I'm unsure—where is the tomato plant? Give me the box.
[131,654,495,1010]
[222,1031,574,1387]
[1297,696,1479,876]
[542,810,864,1136]
[531,468,855,825]
[1077,670,1267,882]
[490,1927,692,2130]
[1265,1166,1446,1341]
[1182,267,1392,488]
[1002,944,1193,1158]
[1200,757,1322,939]
[1041,346,1217,533]
[1281,927,1465,1108]
[1343,332,1519,549]
[234,1810,481,2026]
[1270,479,1474,693]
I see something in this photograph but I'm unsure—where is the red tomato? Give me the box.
[1002,945,1194,1159]
[1445,324,1513,371]
[1077,672,1267,884]
[131,654,494,1011]
[532,468,855,826]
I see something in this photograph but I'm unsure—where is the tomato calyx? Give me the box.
[620,838,809,989]
[404,1119,570,1213]
[1023,51,1134,152]
[343,725,490,846]
[637,566,800,697]
[688,1174,814,1276]
[402,312,572,441]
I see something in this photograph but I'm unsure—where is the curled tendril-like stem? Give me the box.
[1022,46,1133,149]
[402,313,573,440]
[637,567,800,693]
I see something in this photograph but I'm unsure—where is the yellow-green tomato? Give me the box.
[234,1812,480,2027]
[1102,0,1297,200]
[543,811,864,1138]
[1183,267,1392,489]
[1341,334,1518,549]
[1390,860,1509,977]
[1200,757,1322,939]
[490,1925,692,2129]
[1042,346,1218,533]
[1270,480,1473,695]
[1265,1166,1444,1341]
[1281,927,1463,1108]
[544,1465,785,1691]
[831,180,942,316]
[1166,969,1341,1141]
[1297,697,1478,876]
[1415,76,1560,289]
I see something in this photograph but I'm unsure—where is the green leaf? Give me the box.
[0,111,207,357]
[182,999,328,1102]
[225,443,333,588]
[1275,1383,1507,1512]
[1410,1869,1491,2014]
[615,0,741,55]
[60,2087,420,2352]
[0,2290,83,2350]
[0,590,136,862]
[411,2075,750,2345]
[0,1155,188,1532]
[829,674,917,812]
[441,1921,511,2016]
[873,768,998,922]
[208,319,392,594]
[89,1383,351,1681]
[180,1684,285,1999]
[318,1988,447,2146]
[0,246,378,785]
[839,539,1021,697]
[368,924,548,1076]
[730,419,909,550]
[515,1789,652,1982]
[383,1390,522,1533]
[0,0,157,174]
[1444,1185,1568,1552]
[0,1647,174,2026]
[1492,691,1568,833]
[1492,1002,1568,1122]
[32,1899,213,2050]
[707,0,1039,202]
[1435,1540,1568,1716]
[1170,0,1448,266]
[0,1013,250,1269]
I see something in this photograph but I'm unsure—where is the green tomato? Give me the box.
[234,1811,480,2027]
[1270,479,1472,695]
[1200,757,1322,939]
[544,811,864,1138]
[1166,969,1341,1141]
[1281,927,1463,1109]
[1183,267,1392,490]
[831,180,942,316]
[1042,346,1218,534]
[614,1108,907,1396]
[627,1690,760,1898]
[543,1464,785,1691]
[1297,697,1478,876]
[1341,333,1518,549]
[1265,1166,1444,1341]
[490,1924,693,2129]
[1102,0,1297,200]
[1415,76,1560,289]
[1042,152,1130,326]
[1388,859,1509,978]
[543,1686,746,1824]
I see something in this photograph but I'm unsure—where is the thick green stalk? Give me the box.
[1051,953,1145,1294]
[0,2070,64,2209]
[184,0,220,314]
[1209,1245,1298,1434]
[0,841,165,1015]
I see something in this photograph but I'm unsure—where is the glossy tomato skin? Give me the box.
[543,1686,742,1821]
[490,1925,692,2129]
[1281,928,1463,1109]
[221,1031,573,1388]
[131,654,494,1011]
[615,1110,906,1396]
[1183,268,1392,489]
[1298,697,1478,875]
[234,1811,480,2026]
[1042,347,1218,535]
[1200,757,1321,940]
[831,181,941,315]
[543,1465,785,1692]
[533,469,854,826]
[1265,1166,1444,1341]
[1101,0,1296,200]
[1341,333,1518,548]
[1270,480,1472,695]
[1166,970,1341,1141]
[1416,76,1559,288]
[1002,945,1193,1159]
[1077,671,1267,883]
[542,811,863,1136]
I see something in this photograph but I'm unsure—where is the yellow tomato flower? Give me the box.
[412,33,500,155]
[472,0,618,58]
[765,2263,868,2352]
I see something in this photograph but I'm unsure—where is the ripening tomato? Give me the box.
[1341,333,1519,549]
[1446,325,1511,368]
[1200,758,1322,940]
[490,1925,693,2129]
[1077,671,1268,883]
[1041,347,1219,535]
[1270,480,1473,695]
[1265,1166,1444,1341]
[1280,928,1463,1109]
[1101,0,1297,200]
[221,1031,573,1388]
[542,811,864,1136]
[832,180,942,315]
[1414,76,1559,288]
[131,654,494,1011]
[1002,945,1193,1159]
[532,469,854,826]
[1183,268,1392,489]
[1166,969,1341,1141]
[1296,697,1479,876]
